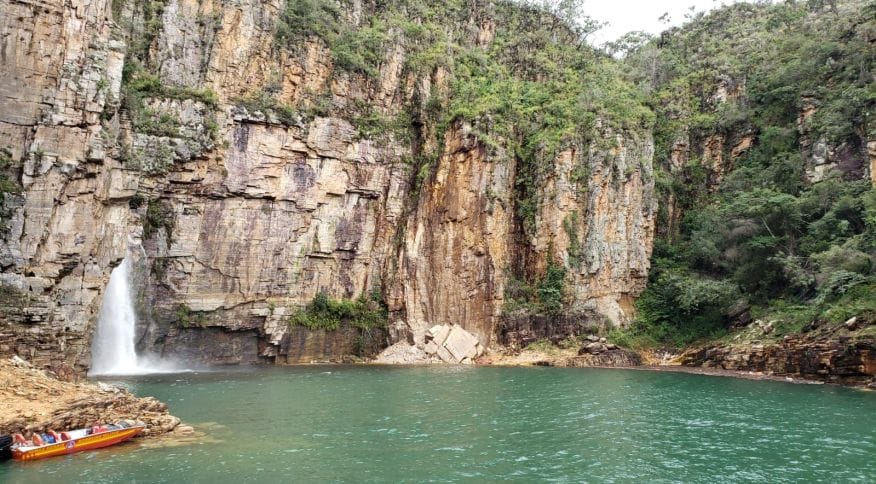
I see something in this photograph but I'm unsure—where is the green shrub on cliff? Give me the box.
[0,149,21,198]
[175,304,209,328]
[272,0,652,244]
[143,199,175,241]
[288,290,387,331]
[504,262,567,315]
[233,90,300,126]
[119,62,219,142]
[275,0,341,48]
[443,3,652,235]
[0,149,22,234]
[537,263,568,315]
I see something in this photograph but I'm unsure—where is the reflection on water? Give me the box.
[2,366,875,483]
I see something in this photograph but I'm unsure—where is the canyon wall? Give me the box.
[0,0,655,371]
[0,0,133,376]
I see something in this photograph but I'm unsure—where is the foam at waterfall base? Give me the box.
[88,257,196,377]
[88,354,197,376]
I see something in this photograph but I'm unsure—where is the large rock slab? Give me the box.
[444,325,481,361]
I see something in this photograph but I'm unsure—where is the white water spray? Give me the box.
[89,258,140,375]
[89,257,186,376]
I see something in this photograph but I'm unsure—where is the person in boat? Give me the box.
[9,421,145,461]
[14,430,60,447]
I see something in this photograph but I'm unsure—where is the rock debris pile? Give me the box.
[374,324,484,364]
[0,357,184,437]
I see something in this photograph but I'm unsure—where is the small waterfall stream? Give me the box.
[89,257,184,376]
[89,258,141,375]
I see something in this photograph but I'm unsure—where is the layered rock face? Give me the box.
[0,0,656,370]
[0,0,133,374]
[393,123,654,347]
[390,127,516,345]
[678,336,876,387]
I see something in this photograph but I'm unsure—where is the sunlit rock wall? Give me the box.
[0,0,656,370]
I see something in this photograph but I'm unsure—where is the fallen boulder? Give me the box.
[375,324,485,364]
[426,324,484,363]
[579,342,606,355]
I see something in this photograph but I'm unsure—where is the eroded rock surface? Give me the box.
[481,339,642,368]
[678,336,876,387]
[0,0,134,375]
[0,358,181,436]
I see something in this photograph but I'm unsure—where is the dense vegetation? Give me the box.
[273,0,650,228]
[441,2,652,235]
[272,0,875,343]
[287,290,388,331]
[504,262,568,315]
[614,0,876,347]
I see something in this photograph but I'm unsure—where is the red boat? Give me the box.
[10,421,144,461]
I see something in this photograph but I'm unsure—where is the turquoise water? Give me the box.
[1,366,875,482]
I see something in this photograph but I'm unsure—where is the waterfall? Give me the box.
[89,258,142,375]
[89,256,191,376]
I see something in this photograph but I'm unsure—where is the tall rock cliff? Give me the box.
[0,0,132,376]
[0,0,655,371]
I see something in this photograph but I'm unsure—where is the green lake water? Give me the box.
[2,366,875,483]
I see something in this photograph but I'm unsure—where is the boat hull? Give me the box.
[12,427,143,461]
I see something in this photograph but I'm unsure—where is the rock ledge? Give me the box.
[0,357,182,437]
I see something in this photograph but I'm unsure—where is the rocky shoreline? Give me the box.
[674,335,876,389]
[477,327,876,389]
[478,349,876,389]
[0,358,187,439]
[628,365,832,386]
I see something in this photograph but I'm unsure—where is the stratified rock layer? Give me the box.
[678,337,876,386]
[0,0,133,375]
